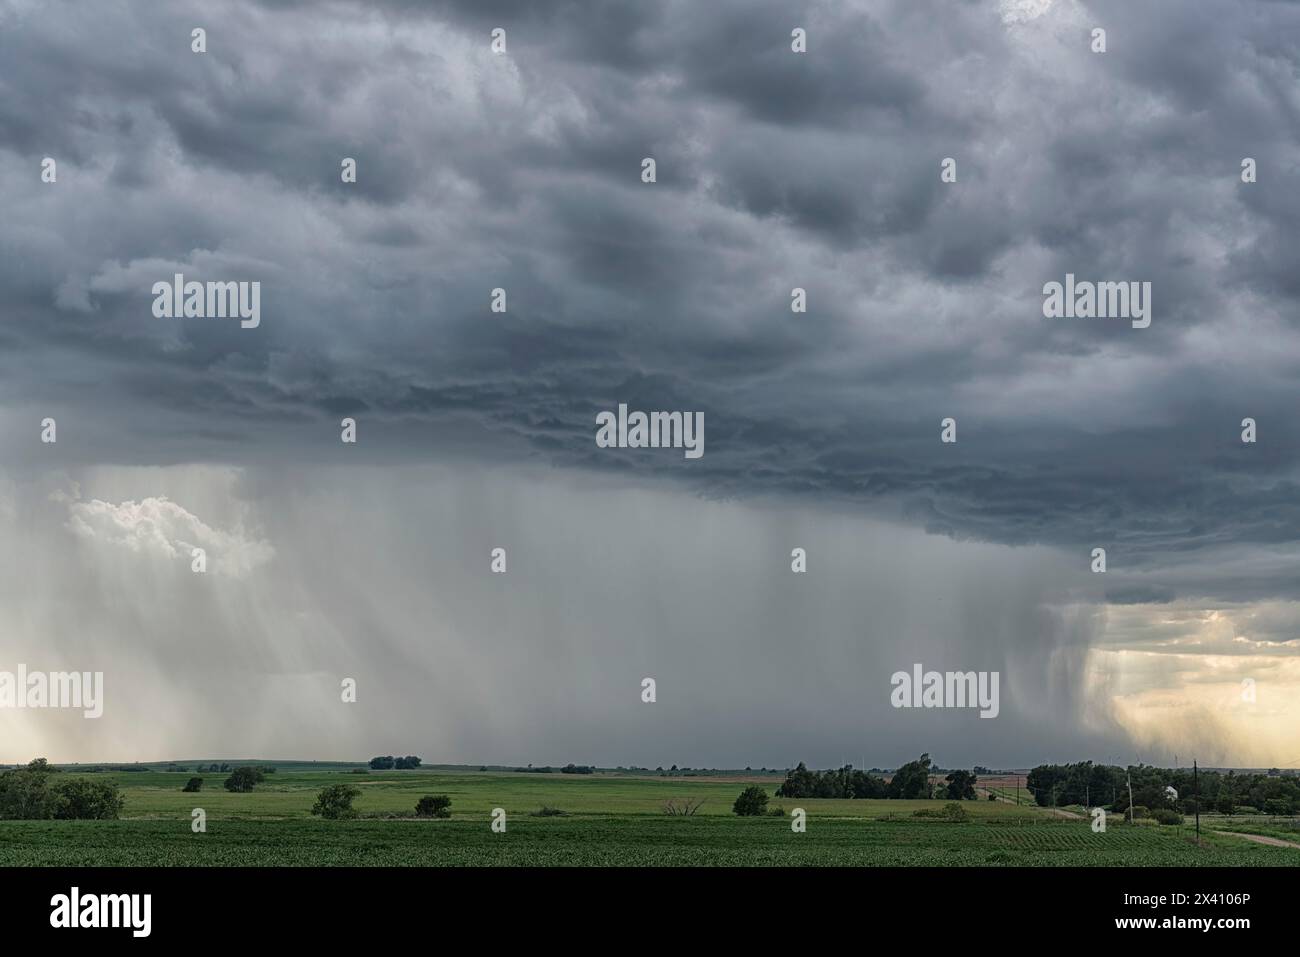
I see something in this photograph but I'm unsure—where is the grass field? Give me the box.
[2,766,1297,866]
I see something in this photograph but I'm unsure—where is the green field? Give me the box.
[2,767,1297,866]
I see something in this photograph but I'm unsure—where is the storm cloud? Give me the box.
[1,0,1298,766]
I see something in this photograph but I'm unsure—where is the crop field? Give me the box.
[2,767,1297,866]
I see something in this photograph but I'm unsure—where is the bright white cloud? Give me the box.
[67,495,273,578]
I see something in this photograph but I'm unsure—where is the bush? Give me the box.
[1130,805,1149,820]
[1264,798,1293,816]
[223,767,265,793]
[1151,808,1183,825]
[414,794,452,818]
[1235,806,1259,815]
[52,778,125,820]
[531,805,567,817]
[732,786,769,816]
[913,802,969,822]
[311,784,361,820]
[182,777,203,793]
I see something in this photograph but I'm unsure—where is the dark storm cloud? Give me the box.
[3,0,1300,608]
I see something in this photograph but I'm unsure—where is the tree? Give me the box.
[663,798,705,816]
[369,756,396,770]
[888,753,933,799]
[394,755,422,770]
[0,759,57,820]
[944,770,977,800]
[415,794,452,818]
[223,766,265,793]
[733,786,769,816]
[311,784,361,820]
[182,777,204,793]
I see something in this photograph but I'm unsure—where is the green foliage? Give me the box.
[944,770,977,800]
[1151,808,1183,825]
[223,767,266,793]
[370,755,423,770]
[776,762,888,799]
[732,786,769,816]
[914,802,970,822]
[311,784,362,820]
[52,778,125,820]
[182,777,203,793]
[0,759,58,819]
[1027,761,1300,814]
[887,754,933,799]
[414,794,452,818]
[0,760,124,820]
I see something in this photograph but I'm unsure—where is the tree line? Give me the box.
[1026,761,1300,815]
[775,754,978,800]
[368,755,422,770]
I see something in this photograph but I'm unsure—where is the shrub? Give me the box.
[311,784,361,820]
[414,794,452,818]
[1151,808,1183,825]
[1264,798,1293,816]
[182,777,203,793]
[531,805,567,817]
[913,802,969,822]
[732,786,769,816]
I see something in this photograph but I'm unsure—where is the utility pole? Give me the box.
[1127,770,1134,825]
[1194,760,1201,843]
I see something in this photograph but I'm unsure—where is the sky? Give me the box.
[1,0,1298,769]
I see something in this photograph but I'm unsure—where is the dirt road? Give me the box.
[1217,831,1300,850]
